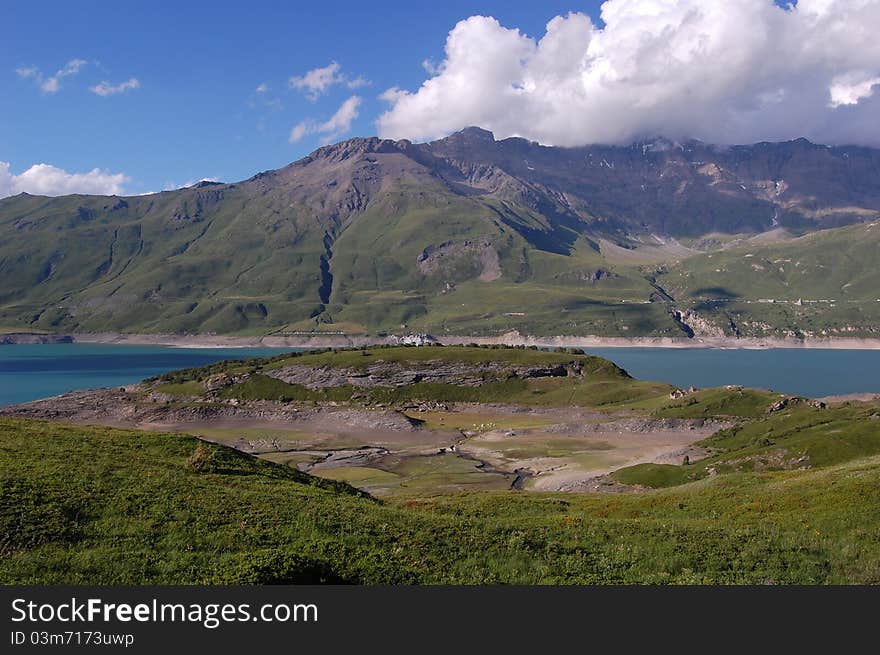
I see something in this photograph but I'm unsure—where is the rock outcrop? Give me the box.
[266,359,584,389]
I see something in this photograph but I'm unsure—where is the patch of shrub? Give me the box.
[214,549,353,584]
[186,443,217,473]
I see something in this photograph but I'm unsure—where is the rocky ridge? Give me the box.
[266,359,585,389]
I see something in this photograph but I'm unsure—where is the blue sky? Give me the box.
[3,0,598,194]
[4,1,878,197]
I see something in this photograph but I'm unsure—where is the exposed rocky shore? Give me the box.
[0,385,423,433]
[3,330,880,350]
[1,333,73,344]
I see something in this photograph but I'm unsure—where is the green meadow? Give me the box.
[3,412,880,584]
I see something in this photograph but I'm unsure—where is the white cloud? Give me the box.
[289,121,313,143]
[346,76,370,90]
[289,62,370,100]
[318,96,362,138]
[378,87,407,104]
[289,95,362,144]
[378,1,880,147]
[289,62,345,101]
[15,59,88,93]
[90,77,140,96]
[40,58,87,94]
[249,83,282,112]
[162,177,220,191]
[0,161,129,199]
[829,72,880,107]
[15,66,39,79]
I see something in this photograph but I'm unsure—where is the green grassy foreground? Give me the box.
[3,417,880,584]
[612,401,880,488]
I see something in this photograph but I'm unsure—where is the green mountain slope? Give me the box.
[1,129,879,338]
[0,184,330,333]
[0,143,676,336]
[656,220,880,338]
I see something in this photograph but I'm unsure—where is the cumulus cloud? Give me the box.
[289,95,362,144]
[378,87,408,104]
[378,0,880,147]
[16,59,88,93]
[829,72,880,107]
[90,77,140,96]
[289,62,370,100]
[0,162,129,199]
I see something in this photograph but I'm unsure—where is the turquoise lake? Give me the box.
[586,347,880,399]
[0,344,290,407]
[0,343,878,407]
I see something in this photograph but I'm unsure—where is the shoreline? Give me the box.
[3,330,880,350]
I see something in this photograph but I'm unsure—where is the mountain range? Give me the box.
[1,127,879,339]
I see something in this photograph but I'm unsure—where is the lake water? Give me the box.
[0,344,291,407]
[0,343,878,407]
[586,347,880,399]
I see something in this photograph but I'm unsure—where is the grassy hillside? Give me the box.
[658,220,880,338]
[3,416,880,584]
[0,186,332,334]
[613,400,880,488]
[0,184,676,338]
[3,132,878,340]
[5,180,878,340]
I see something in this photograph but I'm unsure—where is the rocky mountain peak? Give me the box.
[437,126,496,145]
[460,126,495,140]
[309,137,403,163]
